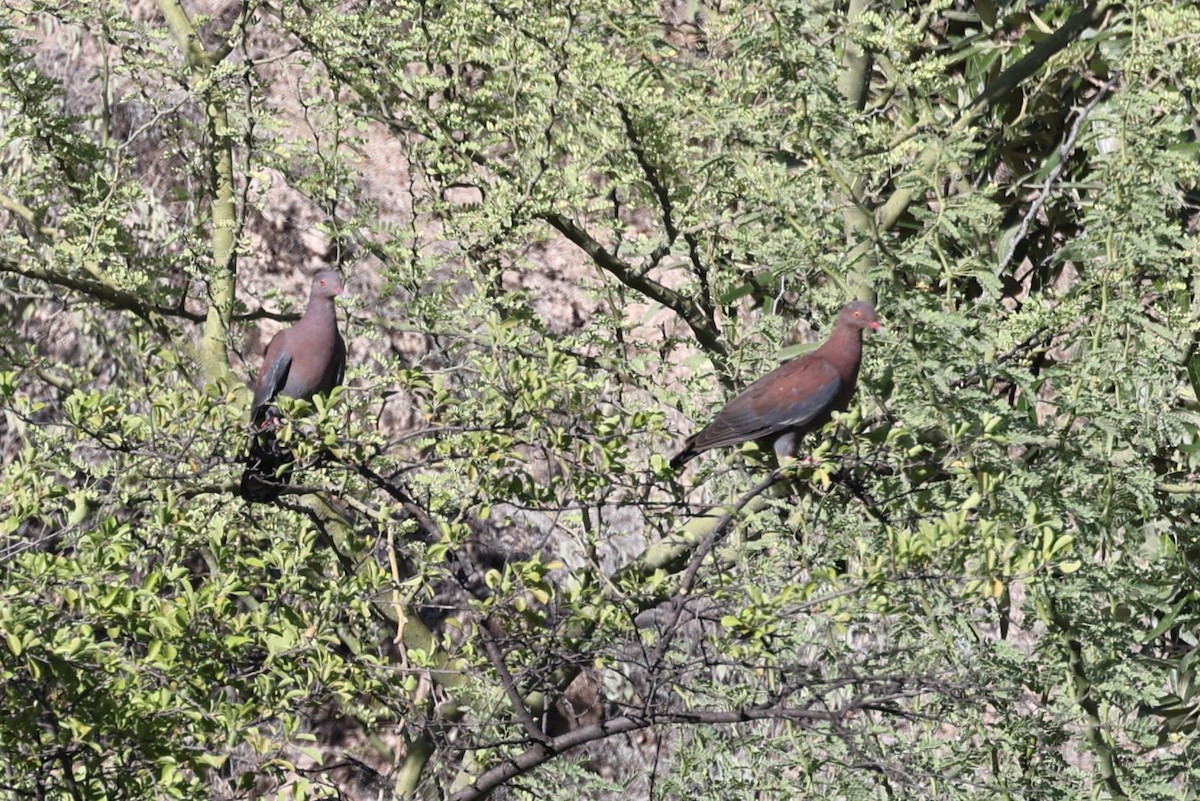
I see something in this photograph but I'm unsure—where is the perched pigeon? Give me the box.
[241,271,346,501]
[670,301,881,468]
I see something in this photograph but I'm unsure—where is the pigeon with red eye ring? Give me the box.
[670,301,882,469]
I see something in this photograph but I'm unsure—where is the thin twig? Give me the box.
[998,74,1121,272]
[480,618,552,746]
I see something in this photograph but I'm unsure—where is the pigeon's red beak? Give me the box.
[870,320,883,332]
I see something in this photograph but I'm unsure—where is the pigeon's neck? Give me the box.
[819,324,863,372]
[302,295,338,329]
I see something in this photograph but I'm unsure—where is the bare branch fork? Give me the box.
[647,470,784,673]
[448,682,936,801]
[452,472,785,800]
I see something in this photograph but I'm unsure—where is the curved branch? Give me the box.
[539,212,728,366]
[0,257,200,329]
[614,469,782,589]
[968,2,1113,113]
[449,700,877,801]
[646,470,782,672]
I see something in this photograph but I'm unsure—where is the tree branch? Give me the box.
[1048,596,1129,800]
[997,74,1120,271]
[647,470,783,671]
[480,618,552,745]
[156,0,240,383]
[539,212,728,366]
[450,697,895,801]
[0,257,200,329]
[876,1,1113,243]
[835,0,878,299]
[968,2,1113,113]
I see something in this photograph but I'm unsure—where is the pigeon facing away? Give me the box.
[670,301,881,468]
[241,271,347,502]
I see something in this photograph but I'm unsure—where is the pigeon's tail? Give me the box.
[240,407,294,503]
[668,436,700,470]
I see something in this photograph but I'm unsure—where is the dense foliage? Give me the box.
[2,0,1199,798]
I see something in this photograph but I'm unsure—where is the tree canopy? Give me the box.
[2,0,1200,798]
